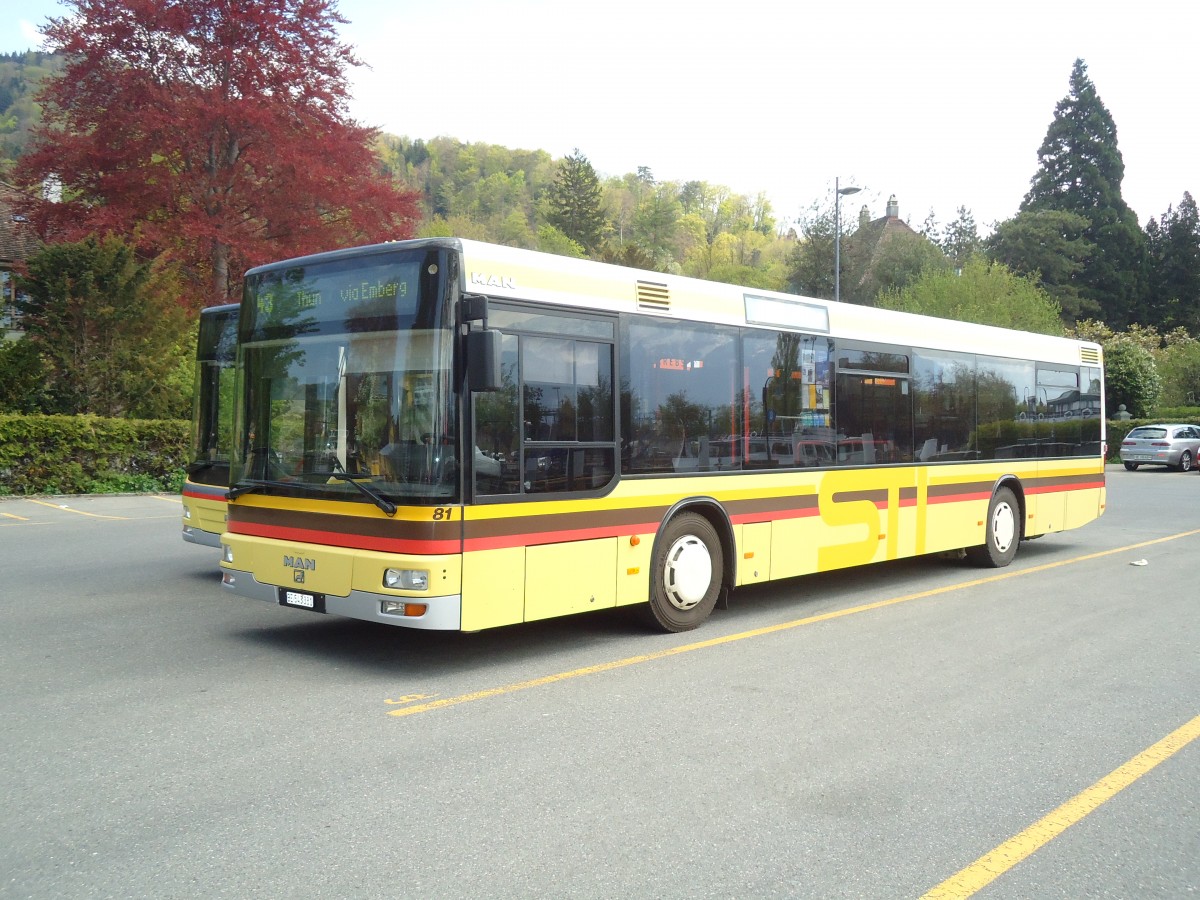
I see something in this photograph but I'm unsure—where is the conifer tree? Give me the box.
[1021,58,1145,327]
[1145,193,1200,333]
[940,206,981,269]
[546,149,606,253]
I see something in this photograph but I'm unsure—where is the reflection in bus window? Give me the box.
[742,331,834,469]
[622,318,739,474]
[913,350,976,461]
[475,314,616,496]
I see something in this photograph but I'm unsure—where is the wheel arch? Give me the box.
[992,475,1027,541]
[652,497,737,594]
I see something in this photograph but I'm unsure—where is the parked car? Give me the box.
[1119,424,1200,471]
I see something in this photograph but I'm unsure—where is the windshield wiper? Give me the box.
[226,481,266,500]
[327,460,397,516]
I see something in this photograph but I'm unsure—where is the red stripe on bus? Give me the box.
[183,485,229,500]
[1026,480,1105,495]
[729,509,820,525]
[230,520,460,555]
[464,522,656,552]
[928,490,993,504]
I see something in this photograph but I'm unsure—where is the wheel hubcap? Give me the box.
[663,535,713,610]
[991,502,1016,554]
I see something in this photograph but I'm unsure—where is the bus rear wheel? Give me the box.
[642,512,724,633]
[966,487,1020,568]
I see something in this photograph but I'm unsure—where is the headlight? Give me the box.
[384,568,429,591]
[222,543,234,564]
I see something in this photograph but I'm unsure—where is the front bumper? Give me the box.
[221,567,462,630]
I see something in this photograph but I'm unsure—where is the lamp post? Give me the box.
[834,177,861,302]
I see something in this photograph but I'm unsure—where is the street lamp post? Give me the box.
[834,177,862,303]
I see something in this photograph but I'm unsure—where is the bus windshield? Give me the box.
[231,247,458,504]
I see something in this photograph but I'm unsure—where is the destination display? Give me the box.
[246,255,423,333]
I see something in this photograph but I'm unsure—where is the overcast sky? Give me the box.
[6,0,1197,233]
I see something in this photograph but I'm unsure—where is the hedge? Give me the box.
[0,414,189,496]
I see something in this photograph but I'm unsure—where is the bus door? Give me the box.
[463,306,619,630]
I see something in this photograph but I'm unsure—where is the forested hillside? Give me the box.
[4,50,1197,343]
[0,51,63,180]
[375,135,796,290]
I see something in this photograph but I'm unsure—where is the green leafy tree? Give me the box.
[1021,58,1146,326]
[1102,338,1161,417]
[877,257,1063,335]
[985,209,1095,321]
[1069,320,1162,417]
[546,149,606,253]
[786,203,836,298]
[1144,192,1200,333]
[1155,334,1200,407]
[535,224,586,258]
[851,230,949,305]
[17,236,192,418]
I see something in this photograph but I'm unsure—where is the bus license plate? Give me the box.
[280,589,326,613]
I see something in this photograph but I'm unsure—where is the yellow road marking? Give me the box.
[389,528,1200,718]
[148,494,183,505]
[23,498,129,519]
[2,512,30,521]
[922,713,1200,898]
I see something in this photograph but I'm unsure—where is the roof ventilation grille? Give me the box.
[636,280,670,312]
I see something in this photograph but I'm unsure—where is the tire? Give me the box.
[642,512,724,632]
[1123,462,1139,471]
[966,487,1020,568]
[1177,451,1193,473]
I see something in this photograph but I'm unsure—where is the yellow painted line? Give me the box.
[922,713,1200,899]
[23,498,128,520]
[389,528,1200,718]
[148,494,183,505]
[2,511,30,521]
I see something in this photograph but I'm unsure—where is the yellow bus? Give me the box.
[181,303,238,547]
[220,238,1106,632]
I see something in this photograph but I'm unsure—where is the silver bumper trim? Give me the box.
[221,568,462,630]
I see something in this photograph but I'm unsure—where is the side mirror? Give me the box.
[466,328,502,392]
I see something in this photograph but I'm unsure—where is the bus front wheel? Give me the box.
[643,512,724,633]
[966,487,1020,568]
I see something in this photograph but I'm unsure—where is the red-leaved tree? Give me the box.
[17,0,421,306]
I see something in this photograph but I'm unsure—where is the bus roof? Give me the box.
[243,237,1102,368]
[454,238,1101,368]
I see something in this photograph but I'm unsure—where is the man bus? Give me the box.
[219,239,1105,632]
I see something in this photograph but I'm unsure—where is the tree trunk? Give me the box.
[211,239,229,304]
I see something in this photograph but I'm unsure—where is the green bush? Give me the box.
[1153,406,1200,421]
[0,414,188,495]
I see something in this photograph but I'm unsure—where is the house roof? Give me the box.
[0,181,41,267]
[849,194,918,255]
